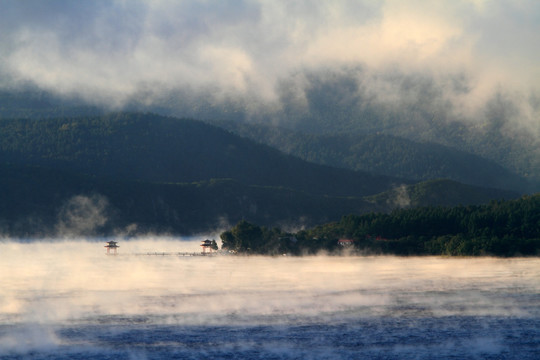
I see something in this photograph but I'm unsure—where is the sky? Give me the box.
[0,0,539,133]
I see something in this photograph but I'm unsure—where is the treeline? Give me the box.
[220,195,540,256]
[2,86,538,192]
[0,113,520,238]
[0,113,401,197]
[210,119,534,193]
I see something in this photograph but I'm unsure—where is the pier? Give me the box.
[104,239,220,257]
[133,251,216,257]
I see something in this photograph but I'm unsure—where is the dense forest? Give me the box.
[2,88,537,194]
[0,112,524,237]
[0,163,380,236]
[0,113,403,197]
[210,120,534,193]
[0,89,103,119]
[220,194,540,256]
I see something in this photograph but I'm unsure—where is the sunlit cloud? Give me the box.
[0,0,538,133]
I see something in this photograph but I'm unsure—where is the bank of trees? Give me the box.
[220,220,294,255]
[221,195,540,256]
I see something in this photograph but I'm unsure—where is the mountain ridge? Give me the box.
[0,112,521,236]
[0,113,407,197]
[206,119,533,193]
[0,162,517,237]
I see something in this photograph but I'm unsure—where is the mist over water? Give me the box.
[1,237,539,359]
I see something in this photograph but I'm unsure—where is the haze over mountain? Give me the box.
[207,120,532,193]
[0,113,518,236]
[0,113,404,197]
[0,1,537,235]
[1,1,538,186]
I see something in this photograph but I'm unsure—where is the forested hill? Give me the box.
[221,194,540,257]
[0,113,403,198]
[366,179,521,209]
[208,120,532,193]
[0,163,381,236]
[0,162,517,237]
[0,88,536,194]
[0,112,522,237]
[0,88,103,119]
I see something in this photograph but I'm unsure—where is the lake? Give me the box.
[1,237,539,359]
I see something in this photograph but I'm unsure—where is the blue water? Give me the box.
[1,240,539,359]
[3,314,539,359]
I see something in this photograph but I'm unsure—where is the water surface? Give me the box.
[1,238,539,359]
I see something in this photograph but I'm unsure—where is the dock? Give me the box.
[133,252,215,257]
[104,239,220,257]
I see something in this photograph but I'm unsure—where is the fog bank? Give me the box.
[1,238,539,357]
[0,1,538,133]
[2,238,538,325]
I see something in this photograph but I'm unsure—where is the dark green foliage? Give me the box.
[222,195,540,256]
[0,112,524,238]
[0,163,377,237]
[367,179,518,208]
[335,195,540,256]
[220,220,295,255]
[210,120,534,193]
[0,113,401,197]
[0,88,103,119]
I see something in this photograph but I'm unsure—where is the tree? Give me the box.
[220,230,238,251]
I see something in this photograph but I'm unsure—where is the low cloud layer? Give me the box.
[2,240,538,324]
[0,1,538,132]
[1,239,539,357]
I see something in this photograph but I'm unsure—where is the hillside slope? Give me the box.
[1,87,538,192]
[0,163,380,236]
[209,120,532,193]
[0,113,520,236]
[0,113,404,198]
[366,179,519,209]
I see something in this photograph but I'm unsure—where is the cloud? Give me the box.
[0,0,538,135]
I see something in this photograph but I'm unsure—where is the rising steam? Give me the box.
[55,194,110,237]
[1,238,538,357]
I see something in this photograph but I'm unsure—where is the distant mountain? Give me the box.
[0,163,380,236]
[0,113,404,198]
[0,164,516,238]
[365,179,519,209]
[1,87,536,193]
[0,112,520,236]
[0,88,103,119]
[208,120,533,193]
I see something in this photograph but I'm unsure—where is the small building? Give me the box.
[105,240,119,255]
[200,239,215,254]
[338,239,354,246]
